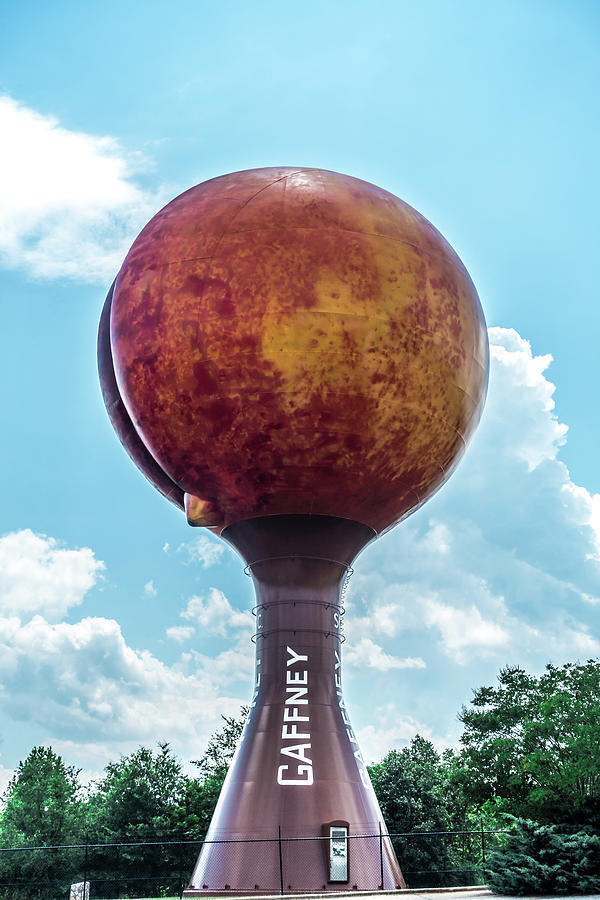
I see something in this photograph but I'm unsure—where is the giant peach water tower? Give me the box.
[98,167,488,894]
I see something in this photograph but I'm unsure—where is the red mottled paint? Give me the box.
[100,167,489,533]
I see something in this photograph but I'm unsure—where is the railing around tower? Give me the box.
[0,827,507,898]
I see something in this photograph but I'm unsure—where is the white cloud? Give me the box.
[0,762,13,797]
[355,707,448,764]
[144,580,157,597]
[166,625,195,643]
[180,588,252,636]
[422,598,509,664]
[488,330,568,471]
[0,529,104,620]
[0,529,248,778]
[347,579,512,665]
[189,643,255,687]
[177,535,226,568]
[342,326,600,754]
[345,637,426,672]
[0,95,166,282]
[0,611,246,754]
[163,588,254,686]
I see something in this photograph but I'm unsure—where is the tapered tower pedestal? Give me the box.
[184,516,405,896]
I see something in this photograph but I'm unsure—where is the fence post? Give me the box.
[480,820,486,866]
[278,826,284,895]
[379,822,384,890]
[83,841,89,897]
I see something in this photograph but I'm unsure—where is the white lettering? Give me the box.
[279,647,313,786]
[282,723,310,739]
[277,764,313,785]
[334,648,375,792]
[286,646,308,667]
[250,657,261,708]
[281,743,312,763]
[285,686,308,704]
[283,707,309,722]
[355,750,372,788]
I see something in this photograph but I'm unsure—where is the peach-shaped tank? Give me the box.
[98,167,489,895]
[100,167,488,534]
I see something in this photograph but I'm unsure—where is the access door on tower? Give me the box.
[329,826,348,882]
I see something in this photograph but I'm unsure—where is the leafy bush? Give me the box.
[486,818,600,895]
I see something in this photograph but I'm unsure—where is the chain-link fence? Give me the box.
[0,828,506,899]
[390,827,505,888]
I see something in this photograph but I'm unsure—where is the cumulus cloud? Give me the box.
[166,625,195,643]
[344,637,426,672]
[356,706,448,764]
[343,327,600,752]
[346,577,516,667]
[180,587,253,637]
[0,529,104,620]
[422,597,509,664]
[489,329,568,470]
[144,580,157,597]
[177,535,226,568]
[0,95,166,282]
[162,587,256,687]
[0,529,248,776]
[0,763,13,797]
[0,611,247,765]
[188,644,255,688]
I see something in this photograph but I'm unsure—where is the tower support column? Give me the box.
[184,515,405,895]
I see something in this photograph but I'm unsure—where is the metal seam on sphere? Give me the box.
[223,224,444,257]
[190,170,308,357]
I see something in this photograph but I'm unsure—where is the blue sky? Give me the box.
[0,0,599,787]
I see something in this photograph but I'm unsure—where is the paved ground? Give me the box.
[236,889,600,900]
[117,891,600,900]
[398,892,600,900]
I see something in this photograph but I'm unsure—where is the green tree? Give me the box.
[1,746,82,844]
[369,736,471,886]
[179,705,249,842]
[458,660,600,825]
[82,710,249,897]
[485,818,600,895]
[84,742,192,897]
[87,742,187,842]
[191,707,248,782]
[0,746,83,899]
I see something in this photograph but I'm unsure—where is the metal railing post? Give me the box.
[278,827,284,895]
[480,820,486,866]
[378,822,384,889]
[83,841,89,897]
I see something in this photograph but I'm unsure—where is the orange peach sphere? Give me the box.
[99,167,488,534]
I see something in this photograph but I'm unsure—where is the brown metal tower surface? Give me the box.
[184,515,404,894]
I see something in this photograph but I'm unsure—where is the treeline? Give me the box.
[0,714,246,898]
[0,660,598,897]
